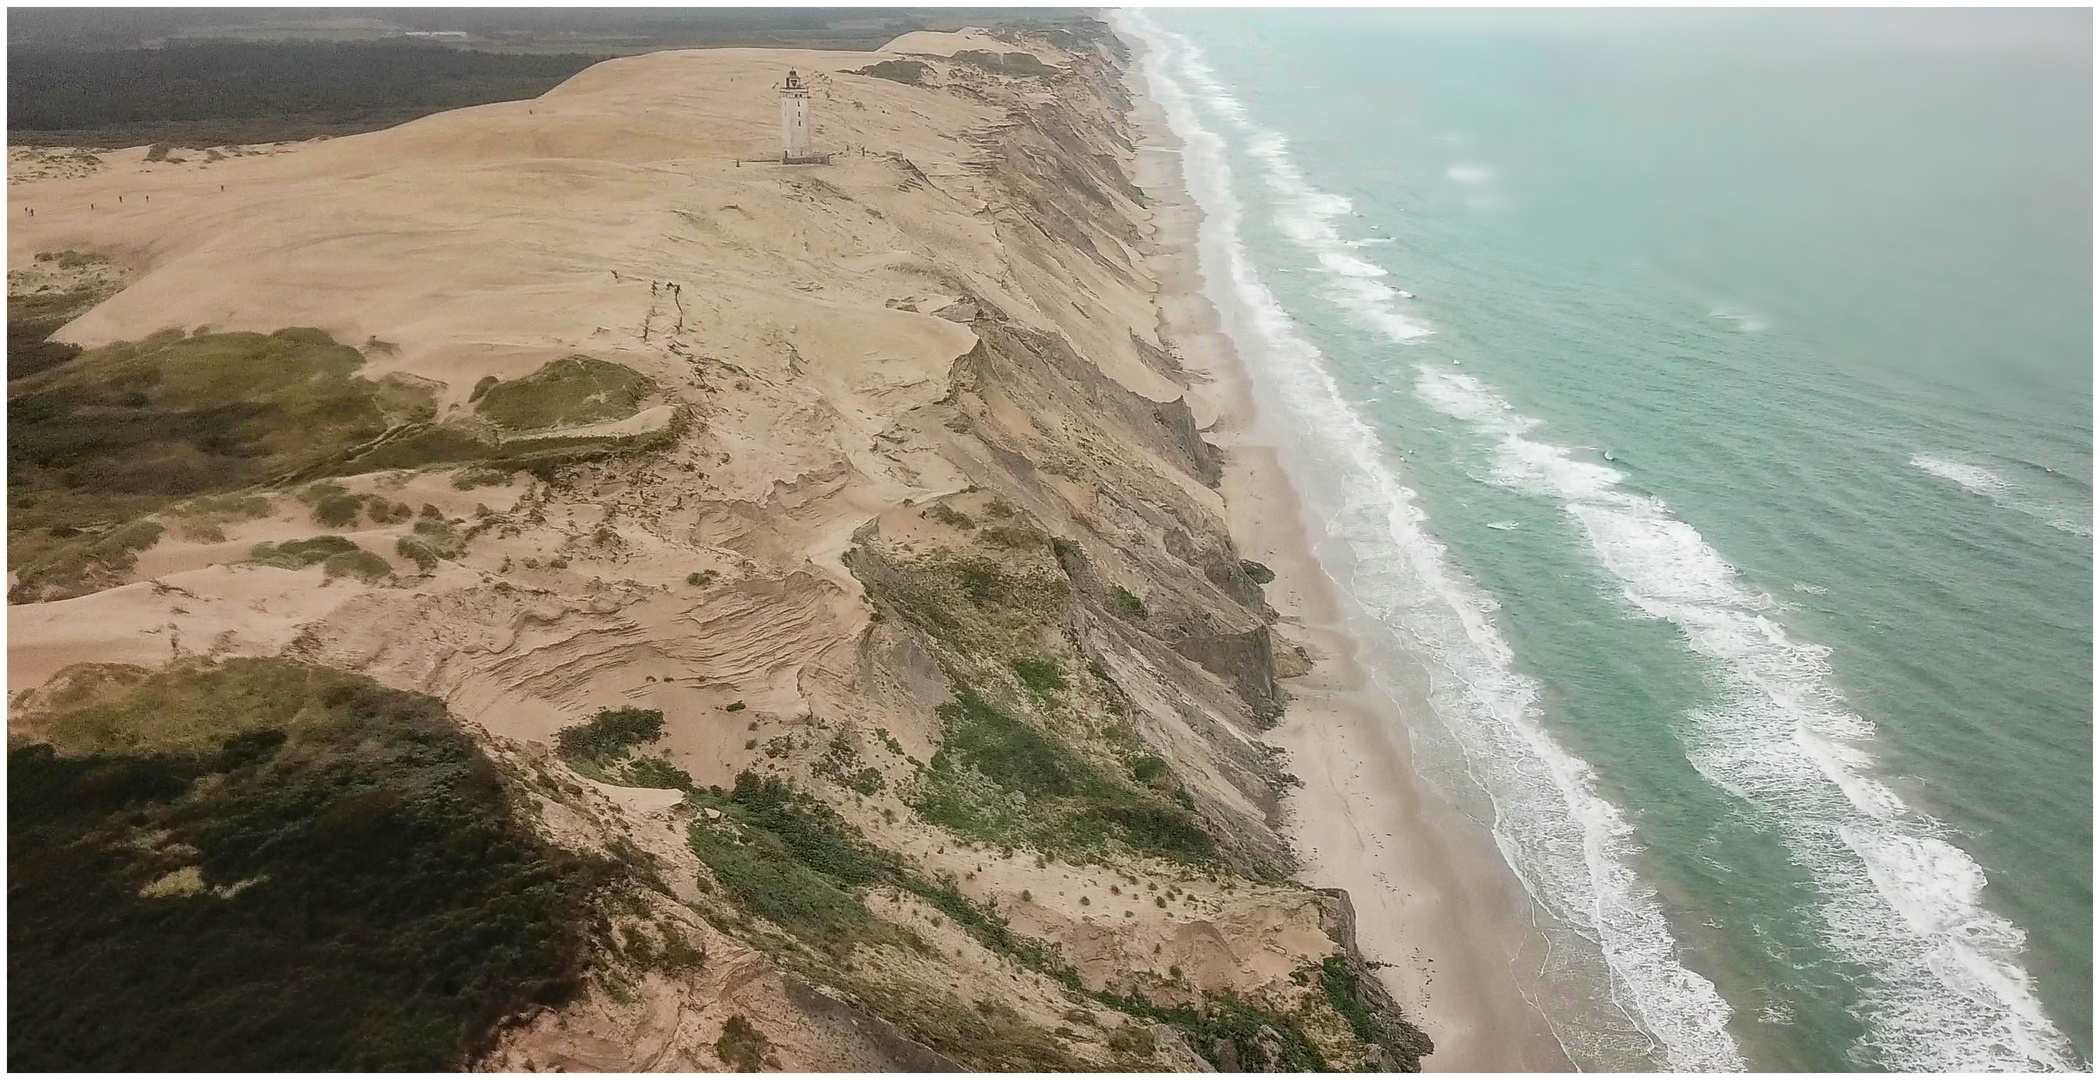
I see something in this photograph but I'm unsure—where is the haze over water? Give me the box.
[1126,8,2091,1071]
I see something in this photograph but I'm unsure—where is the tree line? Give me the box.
[8,41,606,145]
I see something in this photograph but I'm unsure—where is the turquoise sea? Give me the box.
[1124,9,2091,1071]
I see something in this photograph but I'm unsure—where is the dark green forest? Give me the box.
[7,8,1090,145]
[7,42,607,145]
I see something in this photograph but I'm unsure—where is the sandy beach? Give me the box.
[1121,41,1575,1074]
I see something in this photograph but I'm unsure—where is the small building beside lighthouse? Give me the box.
[779,69,815,163]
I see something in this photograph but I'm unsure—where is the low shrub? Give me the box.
[313,493,363,527]
[251,535,360,569]
[924,503,975,530]
[715,1015,773,1072]
[554,707,664,767]
[1010,658,1065,696]
[853,59,930,85]
[980,524,1043,548]
[451,465,515,490]
[473,355,652,431]
[321,548,392,582]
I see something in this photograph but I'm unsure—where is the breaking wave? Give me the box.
[1912,454,2093,537]
[1119,10,1746,1072]
[1418,368,2084,1072]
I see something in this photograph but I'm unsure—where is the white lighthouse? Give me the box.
[779,69,813,163]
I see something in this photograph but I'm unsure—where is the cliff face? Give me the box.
[7,20,1429,1072]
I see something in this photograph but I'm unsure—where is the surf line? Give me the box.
[1135,13,2080,1070]
[1412,369,2083,1072]
[1118,10,1748,1073]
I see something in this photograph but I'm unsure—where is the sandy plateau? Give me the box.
[8,23,1550,1073]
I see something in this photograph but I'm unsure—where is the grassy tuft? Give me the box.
[450,465,515,490]
[251,534,360,569]
[473,355,652,431]
[950,49,1058,77]
[321,549,391,582]
[1010,657,1065,696]
[914,682,1214,864]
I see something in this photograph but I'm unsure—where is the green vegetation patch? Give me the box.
[451,465,516,490]
[9,283,106,380]
[169,492,273,542]
[473,355,652,431]
[853,59,930,85]
[8,658,615,1070]
[6,327,434,601]
[915,683,1214,865]
[922,502,973,530]
[8,330,676,603]
[7,519,165,601]
[1010,657,1065,697]
[250,534,361,569]
[1096,989,1330,1073]
[861,548,1068,637]
[552,707,692,787]
[715,1015,775,1072]
[1319,955,1379,1047]
[686,772,901,951]
[851,536,1215,866]
[684,771,1093,986]
[950,49,1058,77]
[815,730,884,794]
[322,548,392,582]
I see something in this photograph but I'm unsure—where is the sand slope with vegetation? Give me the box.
[7,21,1433,1071]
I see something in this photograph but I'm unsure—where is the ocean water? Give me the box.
[1121,9,2092,1072]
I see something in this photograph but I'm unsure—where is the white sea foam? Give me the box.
[1447,163,1497,185]
[1318,251,1390,278]
[1420,367,2085,1071]
[1708,307,1769,333]
[1119,12,1745,1072]
[1911,454,2092,537]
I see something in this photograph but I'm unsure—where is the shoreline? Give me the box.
[1118,35,1574,1074]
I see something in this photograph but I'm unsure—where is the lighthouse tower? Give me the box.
[779,69,812,163]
